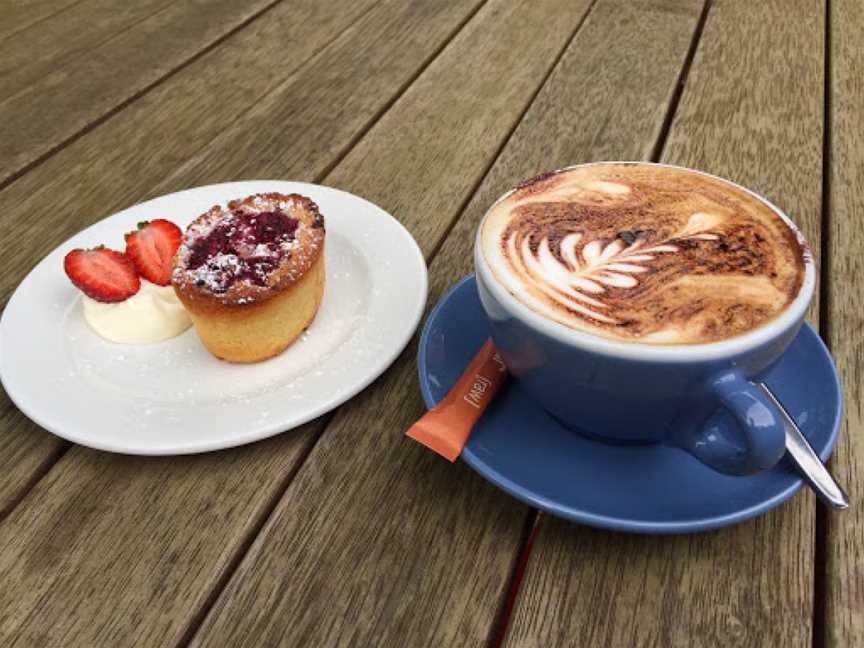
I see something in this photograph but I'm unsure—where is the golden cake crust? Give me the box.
[182,253,325,362]
[171,192,326,362]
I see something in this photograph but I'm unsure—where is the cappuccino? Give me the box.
[479,163,806,345]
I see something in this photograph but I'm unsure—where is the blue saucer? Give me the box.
[417,275,842,533]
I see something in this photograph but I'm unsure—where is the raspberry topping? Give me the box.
[186,209,299,292]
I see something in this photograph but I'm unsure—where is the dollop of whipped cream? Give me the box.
[82,280,191,344]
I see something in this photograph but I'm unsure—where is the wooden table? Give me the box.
[0,1,861,646]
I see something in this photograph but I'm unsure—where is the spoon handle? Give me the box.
[757,382,848,510]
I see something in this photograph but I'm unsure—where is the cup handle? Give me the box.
[680,370,787,476]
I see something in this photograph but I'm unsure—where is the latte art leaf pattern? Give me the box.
[507,224,719,324]
[482,164,806,344]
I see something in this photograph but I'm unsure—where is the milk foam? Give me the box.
[480,164,806,345]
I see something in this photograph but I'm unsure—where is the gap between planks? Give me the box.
[813,1,832,647]
[308,0,490,188]
[425,0,599,273]
[2,0,182,106]
[650,0,714,162]
[0,443,69,524]
[173,412,336,648]
[489,512,542,648]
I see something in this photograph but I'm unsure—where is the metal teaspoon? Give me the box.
[757,382,848,510]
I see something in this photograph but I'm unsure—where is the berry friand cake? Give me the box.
[172,192,325,362]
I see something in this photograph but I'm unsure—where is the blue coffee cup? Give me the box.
[474,163,816,476]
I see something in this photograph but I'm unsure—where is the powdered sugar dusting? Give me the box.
[172,193,323,302]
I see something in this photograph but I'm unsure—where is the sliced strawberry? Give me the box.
[124,219,182,285]
[64,247,140,302]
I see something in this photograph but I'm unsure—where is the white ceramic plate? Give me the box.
[0,181,427,454]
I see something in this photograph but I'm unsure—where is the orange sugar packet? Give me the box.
[407,339,508,461]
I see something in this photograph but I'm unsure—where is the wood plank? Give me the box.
[0,0,84,42]
[0,436,317,647]
[146,0,511,195]
[187,1,704,646]
[824,0,864,645]
[0,0,290,186]
[0,0,381,518]
[0,395,66,521]
[317,0,594,255]
[0,0,574,644]
[0,0,175,100]
[505,1,825,647]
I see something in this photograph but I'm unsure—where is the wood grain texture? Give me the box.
[505,1,825,647]
[0,437,320,647]
[0,0,85,42]
[187,1,708,646]
[0,0,380,522]
[0,0,175,99]
[662,0,824,322]
[324,0,591,254]
[146,0,490,193]
[0,2,496,645]
[824,0,864,644]
[0,394,66,521]
[421,0,706,303]
[0,0,289,185]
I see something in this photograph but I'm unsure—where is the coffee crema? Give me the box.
[479,163,807,345]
